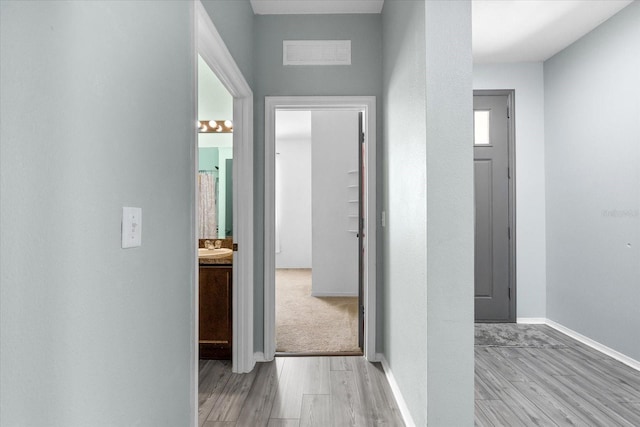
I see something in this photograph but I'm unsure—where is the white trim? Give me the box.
[545,319,640,372]
[196,1,254,374]
[379,355,417,427]
[517,317,547,324]
[189,4,198,427]
[254,352,268,363]
[311,292,359,297]
[264,96,377,362]
[516,317,640,371]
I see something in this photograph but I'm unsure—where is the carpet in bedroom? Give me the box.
[276,269,360,353]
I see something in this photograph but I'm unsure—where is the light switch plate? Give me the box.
[122,207,142,248]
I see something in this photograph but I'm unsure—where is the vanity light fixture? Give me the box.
[198,120,233,133]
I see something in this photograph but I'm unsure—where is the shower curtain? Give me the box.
[198,172,217,238]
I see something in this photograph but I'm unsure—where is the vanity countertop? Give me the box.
[198,240,233,265]
[199,255,232,265]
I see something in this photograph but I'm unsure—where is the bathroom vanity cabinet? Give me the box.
[199,264,232,359]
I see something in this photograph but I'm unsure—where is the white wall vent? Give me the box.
[283,40,351,66]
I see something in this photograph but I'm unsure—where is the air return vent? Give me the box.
[283,40,351,66]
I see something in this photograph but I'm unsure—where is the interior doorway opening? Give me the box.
[274,110,364,355]
[197,55,235,360]
[264,96,377,362]
[195,0,255,382]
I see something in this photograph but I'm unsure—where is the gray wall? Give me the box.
[201,0,255,87]
[382,1,428,424]
[545,1,640,361]
[382,0,474,425]
[253,14,383,351]
[0,2,196,425]
[474,63,547,319]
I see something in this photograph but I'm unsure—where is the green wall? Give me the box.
[199,147,219,172]
[198,147,233,238]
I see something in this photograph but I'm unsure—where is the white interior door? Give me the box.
[311,110,360,296]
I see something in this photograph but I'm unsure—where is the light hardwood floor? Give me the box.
[199,325,640,426]
[198,356,404,426]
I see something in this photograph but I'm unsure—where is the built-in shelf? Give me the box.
[347,171,359,233]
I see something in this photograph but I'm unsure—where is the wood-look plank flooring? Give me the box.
[200,325,640,426]
[199,356,404,427]
[475,324,640,426]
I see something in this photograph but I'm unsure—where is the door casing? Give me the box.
[473,89,517,323]
[263,96,377,361]
[196,0,255,379]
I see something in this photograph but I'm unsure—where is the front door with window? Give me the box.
[474,91,515,322]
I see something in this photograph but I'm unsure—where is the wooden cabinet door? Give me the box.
[199,266,232,359]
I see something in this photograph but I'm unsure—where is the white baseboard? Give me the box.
[516,317,639,371]
[517,317,547,324]
[254,352,270,363]
[544,319,640,372]
[379,355,417,427]
[310,291,358,297]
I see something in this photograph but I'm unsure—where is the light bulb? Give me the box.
[224,120,233,128]
[208,120,217,128]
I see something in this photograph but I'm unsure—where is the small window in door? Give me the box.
[474,110,491,145]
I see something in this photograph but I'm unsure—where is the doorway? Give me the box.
[195,1,254,376]
[197,55,234,360]
[473,90,516,322]
[264,97,377,361]
[274,110,363,354]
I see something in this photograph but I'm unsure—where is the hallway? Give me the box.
[199,325,640,426]
[198,356,404,426]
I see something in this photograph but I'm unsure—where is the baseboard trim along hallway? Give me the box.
[379,354,417,427]
[518,317,640,371]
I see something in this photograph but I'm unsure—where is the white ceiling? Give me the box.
[473,0,633,63]
[250,0,634,63]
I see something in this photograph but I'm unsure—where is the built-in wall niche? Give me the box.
[198,146,233,239]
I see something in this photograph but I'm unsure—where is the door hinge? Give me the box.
[508,227,511,240]
[508,287,511,299]
[360,132,365,144]
[507,106,510,119]
[508,167,511,179]
[233,243,238,251]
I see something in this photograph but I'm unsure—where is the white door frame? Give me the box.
[263,96,377,361]
[195,0,254,378]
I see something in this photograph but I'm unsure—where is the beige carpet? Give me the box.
[276,269,360,353]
